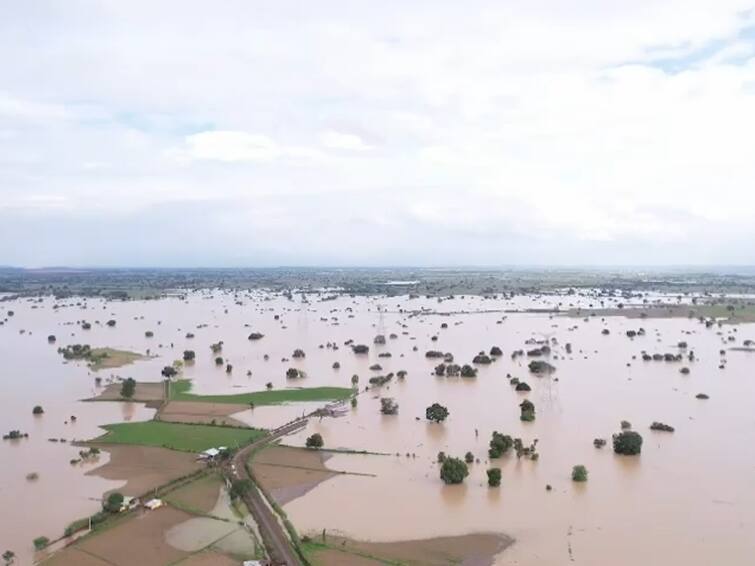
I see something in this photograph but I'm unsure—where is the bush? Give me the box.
[650,422,675,432]
[33,537,49,550]
[32,405,44,415]
[425,403,449,423]
[572,465,588,482]
[487,468,502,487]
[519,400,535,421]
[183,350,195,362]
[464,451,474,464]
[305,433,324,449]
[613,430,643,455]
[380,398,399,415]
[440,457,469,484]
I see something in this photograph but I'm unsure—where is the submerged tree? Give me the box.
[425,403,449,423]
[613,430,643,455]
[487,468,502,487]
[572,465,588,482]
[519,399,535,422]
[380,397,399,415]
[489,431,513,458]
[440,457,469,484]
[305,433,324,449]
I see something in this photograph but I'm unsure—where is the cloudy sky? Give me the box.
[1,1,754,267]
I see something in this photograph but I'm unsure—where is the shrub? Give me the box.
[380,398,399,415]
[33,537,49,551]
[440,457,469,484]
[613,430,643,455]
[650,422,675,432]
[437,451,446,463]
[487,468,502,487]
[464,451,474,464]
[305,433,324,449]
[572,465,588,482]
[230,479,252,499]
[32,406,44,415]
[183,350,195,362]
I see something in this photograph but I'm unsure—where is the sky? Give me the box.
[1,0,755,267]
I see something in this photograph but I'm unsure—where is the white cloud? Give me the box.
[183,131,280,162]
[320,131,372,151]
[1,1,755,265]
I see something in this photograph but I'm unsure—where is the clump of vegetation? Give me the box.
[440,457,469,484]
[120,377,136,399]
[490,346,503,356]
[47,335,56,343]
[519,399,535,421]
[696,393,709,400]
[58,344,93,360]
[489,431,513,458]
[183,350,195,362]
[352,344,369,354]
[613,430,643,455]
[3,550,15,564]
[286,367,304,379]
[210,341,223,353]
[162,365,178,378]
[305,433,324,449]
[514,438,539,459]
[593,438,607,448]
[425,403,449,423]
[3,430,28,440]
[380,398,399,415]
[620,420,632,430]
[515,381,531,392]
[33,537,49,551]
[437,451,446,463]
[292,348,306,358]
[650,421,675,432]
[32,405,44,415]
[472,352,492,364]
[460,364,477,378]
[369,374,393,386]
[248,332,264,340]
[487,468,502,487]
[464,451,474,464]
[215,356,224,366]
[572,465,588,482]
[528,360,556,374]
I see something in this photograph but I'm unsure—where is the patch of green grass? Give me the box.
[169,380,353,405]
[94,421,265,452]
[301,540,405,566]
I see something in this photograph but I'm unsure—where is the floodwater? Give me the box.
[1,290,754,565]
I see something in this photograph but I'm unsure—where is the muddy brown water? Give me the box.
[1,291,754,565]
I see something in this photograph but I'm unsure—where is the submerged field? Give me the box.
[2,287,755,565]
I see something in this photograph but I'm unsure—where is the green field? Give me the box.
[169,380,354,405]
[94,421,266,452]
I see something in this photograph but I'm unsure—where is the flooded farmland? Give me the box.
[2,289,755,565]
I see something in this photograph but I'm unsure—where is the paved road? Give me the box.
[226,419,308,566]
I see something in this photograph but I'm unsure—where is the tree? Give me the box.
[3,550,15,565]
[120,378,136,399]
[487,468,502,487]
[489,431,513,458]
[32,406,44,415]
[440,457,469,484]
[306,433,324,449]
[230,479,252,499]
[464,451,474,464]
[215,356,224,365]
[425,403,449,423]
[613,430,643,455]
[460,364,477,378]
[572,465,588,482]
[161,365,177,378]
[33,537,49,551]
[103,492,124,513]
[183,350,195,362]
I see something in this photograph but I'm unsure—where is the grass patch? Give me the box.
[93,421,265,452]
[170,380,353,405]
[59,344,146,370]
[301,540,404,566]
